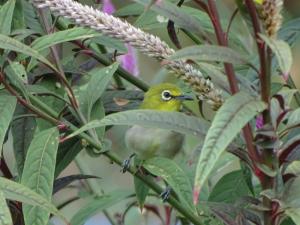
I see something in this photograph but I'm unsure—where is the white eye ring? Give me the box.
[161,90,172,101]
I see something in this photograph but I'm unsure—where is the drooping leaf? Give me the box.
[169,45,250,65]
[12,104,36,176]
[0,0,16,35]
[134,176,149,211]
[21,127,59,225]
[0,190,12,225]
[260,34,293,76]
[0,177,61,217]
[0,92,17,154]
[143,157,195,212]
[208,170,251,203]
[133,0,207,38]
[53,174,100,194]
[70,190,133,225]
[66,110,209,139]
[0,34,57,71]
[194,92,266,203]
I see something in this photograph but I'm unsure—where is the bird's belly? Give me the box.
[125,125,184,160]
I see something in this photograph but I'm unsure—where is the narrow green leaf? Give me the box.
[134,176,149,210]
[208,170,251,203]
[133,0,207,37]
[70,190,133,225]
[260,34,293,75]
[0,34,57,71]
[0,0,16,35]
[144,157,195,212]
[194,92,266,203]
[0,190,12,225]
[169,45,250,65]
[80,63,119,120]
[66,110,209,139]
[0,177,60,217]
[31,27,100,51]
[12,104,36,176]
[0,93,17,154]
[21,127,59,225]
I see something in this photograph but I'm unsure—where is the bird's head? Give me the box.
[140,83,193,111]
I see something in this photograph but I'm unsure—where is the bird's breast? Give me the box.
[125,125,184,160]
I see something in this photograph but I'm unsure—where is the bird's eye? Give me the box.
[161,90,172,101]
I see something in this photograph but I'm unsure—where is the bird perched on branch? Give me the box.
[123,83,193,200]
[124,83,193,162]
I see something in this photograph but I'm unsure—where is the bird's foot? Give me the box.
[121,153,136,173]
[160,186,172,202]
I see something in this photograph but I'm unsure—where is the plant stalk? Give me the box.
[206,0,260,163]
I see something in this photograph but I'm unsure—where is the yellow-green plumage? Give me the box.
[125,83,192,160]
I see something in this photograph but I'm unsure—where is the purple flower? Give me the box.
[102,0,115,14]
[256,115,264,129]
[118,44,139,77]
[102,0,139,77]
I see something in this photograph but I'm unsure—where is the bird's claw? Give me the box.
[121,153,136,173]
[160,186,172,202]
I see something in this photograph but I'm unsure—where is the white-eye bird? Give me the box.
[125,83,193,162]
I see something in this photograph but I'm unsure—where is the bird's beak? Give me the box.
[174,94,194,101]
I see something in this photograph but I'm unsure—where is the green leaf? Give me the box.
[0,190,12,225]
[55,139,82,177]
[0,0,16,35]
[285,209,300,225]
[70,190,133,225]
[0,92,17,153]
[12,104,36,176]
[208,170,251,203]
[21,127,59,225]
[31,27,101,51]
[79,63,119,120]
[66,110,209,139]
[260,34,293,75]
[0,34,57,71]
[169,45,250,65]
[0,177,60,217]
[134,176,149,210]
[12,0,25,30]
[22,0,44,33]
[279,18,300,46]
[287,108,300,127]
[194,92,266,203]
[90,99,106,140]
[133,0,207,38]
[4,61,29,101]
[143,157,195,212]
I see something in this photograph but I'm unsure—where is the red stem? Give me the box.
[244,0,270,120]
[0,158,13,179]
[206,0,260,162]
